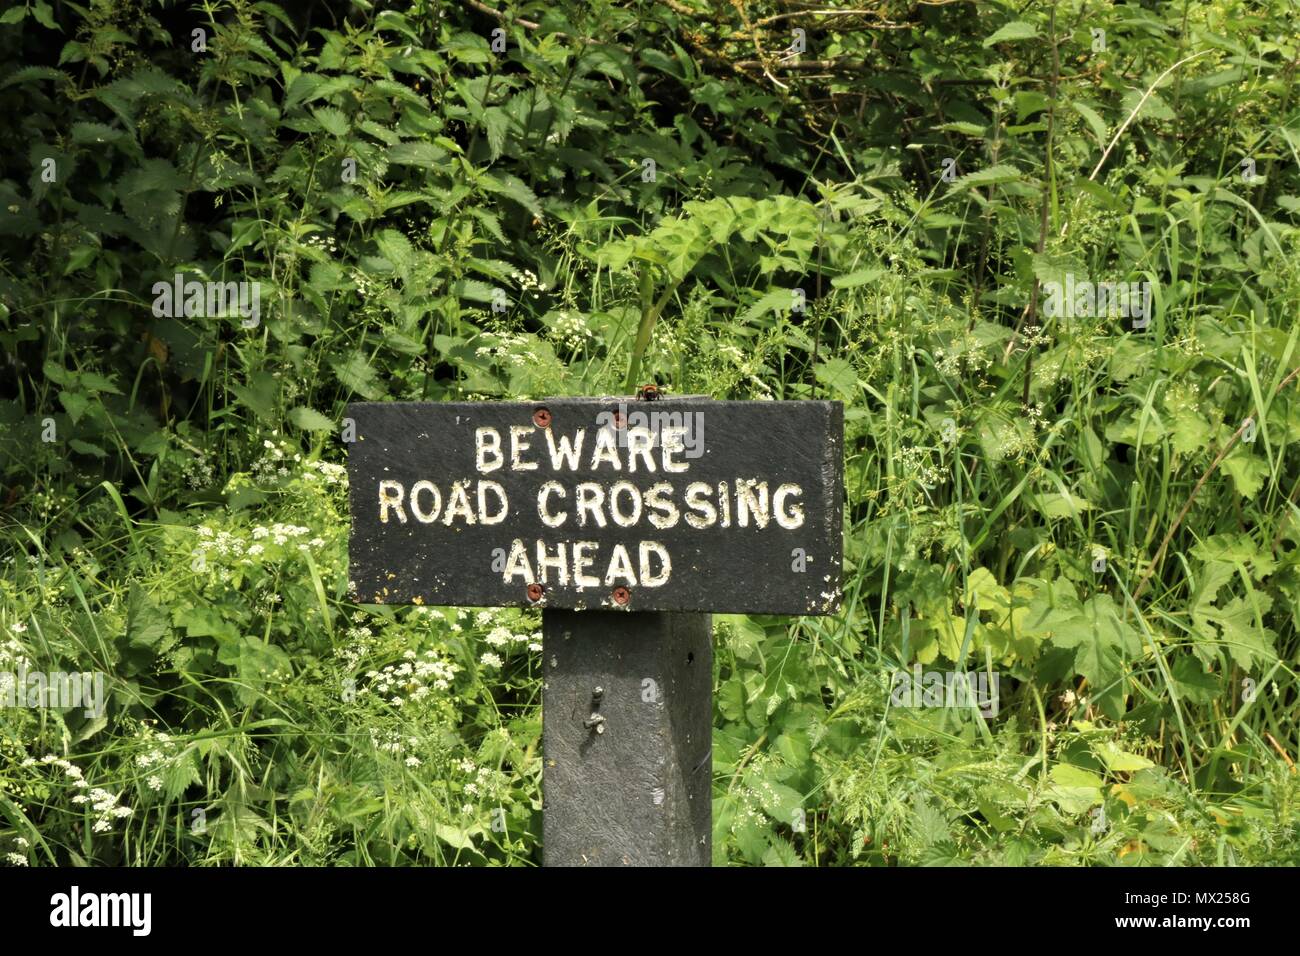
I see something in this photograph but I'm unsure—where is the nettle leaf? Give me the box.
[1030,490,1095,519]
[331,353,385,400]
[762,836,804,867]
[164,750,202,801]
[482,106,510,161]
[58,390,91,424]
[311,105,350,138]
[287,406,334,431]
[117,158,184,225]
[373,228,415,281]
[832,265,884,289]
[739,287,799,324]
[1170,406,1212,456]
[948,164,1022,191]
[0,65,67,88]
[1121,88,1175,123]
[71,122,125,147]
[126,585,171,649]
[814,358,859,401]
[479,172,542,218]
[1070,100,1109,145]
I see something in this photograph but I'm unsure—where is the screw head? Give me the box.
[611,586,630,606]
[532,407,551,428]
[526,583,544,602]
[611,410,625,429]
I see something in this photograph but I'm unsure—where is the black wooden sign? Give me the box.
[346,398,842,615]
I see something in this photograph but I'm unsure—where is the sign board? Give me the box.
[346,398,843,615]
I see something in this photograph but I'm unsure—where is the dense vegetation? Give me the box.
[2,0,1299,866]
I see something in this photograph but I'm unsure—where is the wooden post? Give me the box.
[542,610,712,866]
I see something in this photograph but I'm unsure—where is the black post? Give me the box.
[542,610,713,866]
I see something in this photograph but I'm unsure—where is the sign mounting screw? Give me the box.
[584,689,606,734]
[611,586,630,606]
[532,406,552,428]
[527,583,544,602]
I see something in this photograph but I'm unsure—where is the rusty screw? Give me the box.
[526,583,544,602]
[532,406,551,428]
[611,409,625,429]
[611,586,630,606]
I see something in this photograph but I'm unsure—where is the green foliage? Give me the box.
[2,0,1300,866]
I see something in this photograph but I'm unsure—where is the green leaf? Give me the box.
[814,358,858,401]
[1095,741,1155,774]
[831,265,884,289]
[287,406,334,431]
[479,172,542,218]
[762,837,804,867]
[1047,764,1104,813]
[311,105,349,138]
[175,606,239,643]
[435,823,475,850]
[983,21,1037,46]
[1221,453,1269,498]
[387,141,447,168]
[949,164,1021,191]
[59,390,90,424]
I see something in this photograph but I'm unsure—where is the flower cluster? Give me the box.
[20,755,132,833]
[474,330,536,368]
[511,267,547,298]
[549,311,594,351]
[252,437,301,485]
[482,625,542,654]
[369,728,420,757]
[362,649,460,706]
[302,459,347,486]
[192,522,324,571]
[336,615,378,670]
[459,760,510,802]
[135,728,181,795]
[302,232,338,255]
[181,447,216,490]
[1,630,32,672]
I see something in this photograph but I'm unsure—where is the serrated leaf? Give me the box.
[831,265,884,289]
[482,106,509,161]
[311,105,349,138]
[814,358,858,401]
[1221,453,1269,498]
[287,406,334,431]
[949,164,1021,190]
[387,140,447,168]
[479,172,542,218]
